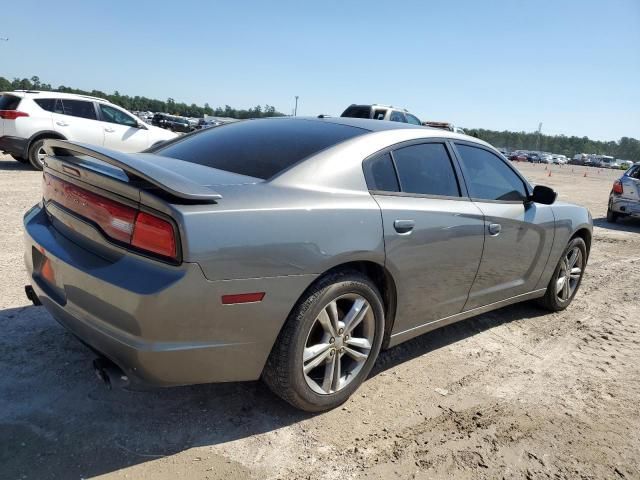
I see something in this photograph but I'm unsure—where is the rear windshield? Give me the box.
[341,105,372,119]
[154,118,367,179]
[0,94,21,110]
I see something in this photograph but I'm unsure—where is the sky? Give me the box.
[1,0,639,141]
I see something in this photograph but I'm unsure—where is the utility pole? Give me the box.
[536,122,542,151]
[294,96,299,116]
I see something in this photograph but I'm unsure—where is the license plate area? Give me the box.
[32,246,67,305]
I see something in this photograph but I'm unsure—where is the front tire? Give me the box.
[27,139,48,170]
[263,271,385,412]
[537,237,587,312]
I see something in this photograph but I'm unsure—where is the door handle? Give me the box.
[488,223,502,236]
[56,121,68,126]
[394,219,415,234]
[104,127,115,133]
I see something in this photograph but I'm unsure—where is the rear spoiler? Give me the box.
[42,139,222,202]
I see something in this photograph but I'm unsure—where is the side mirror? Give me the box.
[137,121,148,130]
[528,185,557,205]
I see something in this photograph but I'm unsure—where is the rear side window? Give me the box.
[455,144,527,201]
[0,94,21,110]
[364,153,400,192]
[155,118,367,180]
[392,143,460,196]
[60,100,97,120]
[341,106,372,119]
[34,98,57,112]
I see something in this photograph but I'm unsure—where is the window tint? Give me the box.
[34,98,57,112]
[0,94,21,110]
[405,114,422,125]
[389,111,407,123]
[99,104,137,127]
[628,166,640,179]
[341,105,372,119]
[373,109,387,120]
[364,152,400,192]
[456,144,527,201]
[155,118,367,180]
[60,99,97,120]
[392,143,460,196]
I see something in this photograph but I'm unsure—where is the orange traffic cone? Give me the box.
[583,171,587,177]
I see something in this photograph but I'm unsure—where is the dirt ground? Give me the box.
[1,155,639,480]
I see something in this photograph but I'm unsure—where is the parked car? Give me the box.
[341,104,422,125]
[607,163,640,222]
[152,113,193,133]
[23,117,592,411]
[552,155,568,165]
[527,152,541,163]
[421,121,466,134]
[509,152,527,162]
[0,90,177,169]
[540,154,554,164]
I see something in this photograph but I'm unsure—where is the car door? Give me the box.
[98,103,150,152]
[452,141,555,309]
[365,141,485,334]
[51,99,104,147]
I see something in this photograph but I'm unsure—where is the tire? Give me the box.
[28,138,49,170]
[9,154,28,163]
[263,271,385,412]
[606,205,618,223]
[537,237,587,312]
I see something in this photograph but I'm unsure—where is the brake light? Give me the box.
[132,212,177,259]
[613,180,624,194]
[43,173,178,261]
[0,110,29,120]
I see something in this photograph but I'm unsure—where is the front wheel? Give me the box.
[537,237,587,312]
[263,271,385,412]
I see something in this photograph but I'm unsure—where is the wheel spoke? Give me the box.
[570,267,582,280]
[332,353,342,391]
[562,277,570,300]
[556,276,566,295]
[321,354,336,393]
[303,346,332,373]
[567,249,579,269]
[304,342,331,362]
[326,301,339,333]
[343,299,369,335]
[344,346,368,362]
[316,309,337,337]
[345,336,371,351]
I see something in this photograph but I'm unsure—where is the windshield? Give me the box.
[154,118,367,180]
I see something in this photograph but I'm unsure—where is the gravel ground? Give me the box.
[1,156,639,480]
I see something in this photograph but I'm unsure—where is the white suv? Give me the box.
[0,90,177,169]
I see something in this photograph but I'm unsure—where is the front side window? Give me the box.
[405,113,422,125]
[392,143,460,196]
[455,144,527,201]
[60,99,97,120]
[99,104,137,127]
[364,152,400,192]
[389,111,407,123]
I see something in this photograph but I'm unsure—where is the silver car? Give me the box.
[607,163,640,222]
[23,117,592,411]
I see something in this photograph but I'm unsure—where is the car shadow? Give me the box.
[0,157,34,171]
[593,216,640,233]
[0,301,546,479]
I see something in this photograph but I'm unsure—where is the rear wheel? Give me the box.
[9,154,28,163]
[606,203,619,223]
[27,139,48,170]
[263,271,385,412]
[537,237,587,312]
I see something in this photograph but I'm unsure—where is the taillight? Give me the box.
[0,110,29,120]
[131,212,177,259]
[43,173,178,261]
[612,180,624,195]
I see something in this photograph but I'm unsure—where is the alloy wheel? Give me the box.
[556,246,583,302]
[302,294,375,395]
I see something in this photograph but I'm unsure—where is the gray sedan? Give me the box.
[23,117,592,411]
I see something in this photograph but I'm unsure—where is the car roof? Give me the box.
[3,90,111,104]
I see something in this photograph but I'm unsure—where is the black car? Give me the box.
[152,113,193,133]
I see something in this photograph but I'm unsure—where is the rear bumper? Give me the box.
[611,197,640,217]
[24,204,316,386]
[0,135,28,157]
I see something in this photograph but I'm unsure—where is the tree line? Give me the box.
[0,75,285,119]
[461,129,639,162]
[2,75,638,161]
